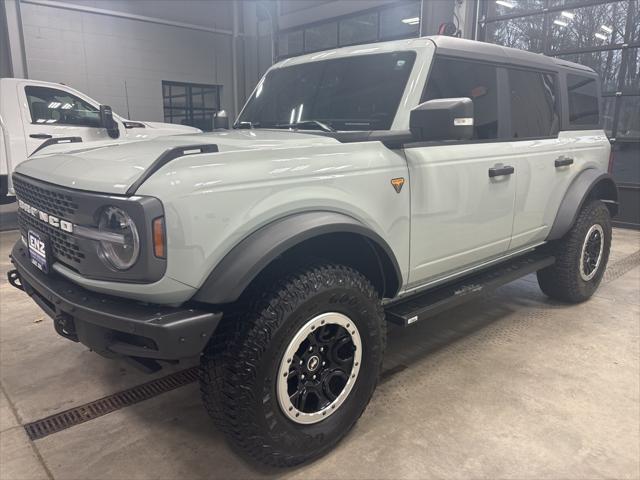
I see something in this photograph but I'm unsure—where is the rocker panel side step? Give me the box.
[385,252,555,327]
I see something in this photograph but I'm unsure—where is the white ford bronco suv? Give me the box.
[8,36,617,466]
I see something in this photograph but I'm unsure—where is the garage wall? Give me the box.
[18,0,235,122]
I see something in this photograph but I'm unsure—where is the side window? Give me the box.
[25,86,100,127]
[566,74,600,126]
[423,57,499,140]
[508,69,560,139]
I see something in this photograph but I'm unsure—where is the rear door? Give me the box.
[18,83,112,156]
[506,68,573,250]
[404,57,517,286]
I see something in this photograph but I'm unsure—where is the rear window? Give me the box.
[567,74,600,126]
[508,69,560,139]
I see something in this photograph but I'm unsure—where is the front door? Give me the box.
[18,83,112,156]
[405,57,516,287]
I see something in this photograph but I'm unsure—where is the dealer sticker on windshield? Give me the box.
[28,230,49,273]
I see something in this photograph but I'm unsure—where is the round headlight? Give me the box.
[98,206,140,270]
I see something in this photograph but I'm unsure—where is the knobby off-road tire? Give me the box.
[199,263,385,467]
[537,199,612,303]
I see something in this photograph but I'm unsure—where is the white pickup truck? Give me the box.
[0,78,201,201]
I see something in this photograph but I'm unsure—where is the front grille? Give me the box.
[13,176,79,218]
[18,210,85,266]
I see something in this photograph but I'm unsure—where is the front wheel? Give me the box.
[199,263,385,467]
[537,199,612,303]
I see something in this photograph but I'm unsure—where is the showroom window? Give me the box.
[478,0,640,227]
[508,69,560,138]
[162,81,221,132]
[422,57,500,140]
[276,0,421,59]
[25,86,100,127]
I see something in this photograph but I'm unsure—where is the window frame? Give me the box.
[24,85,101,128]
[504,66,562,140]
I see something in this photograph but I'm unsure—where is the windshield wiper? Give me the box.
[274,120,336,132]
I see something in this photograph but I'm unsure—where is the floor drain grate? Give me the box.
[24,366,199,440]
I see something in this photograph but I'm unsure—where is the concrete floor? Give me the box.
[1,228,639,480]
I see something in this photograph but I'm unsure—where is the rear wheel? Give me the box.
[537,199,611,303]
[199,263,385,467]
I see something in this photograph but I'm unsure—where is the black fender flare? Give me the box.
[547,169,618,241]
[192,211,403,304]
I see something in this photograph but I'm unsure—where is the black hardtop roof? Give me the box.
[428,36,596,76]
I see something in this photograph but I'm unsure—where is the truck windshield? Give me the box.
[236,51,416,131]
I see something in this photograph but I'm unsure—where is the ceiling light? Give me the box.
[495,0,515,8]
[554,19,568,27]
[595,32,608,40]
[401,17,420,25]
[561,11,575,19]
[600,25,613,33]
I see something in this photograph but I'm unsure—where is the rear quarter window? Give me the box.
[566,74,600,127]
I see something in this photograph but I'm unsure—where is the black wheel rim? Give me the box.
[580,224,604,281]
[277,313,361,424]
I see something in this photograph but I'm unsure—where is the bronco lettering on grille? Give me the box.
[18,199,74,233]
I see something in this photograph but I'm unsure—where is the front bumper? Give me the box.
[9,241,222,367]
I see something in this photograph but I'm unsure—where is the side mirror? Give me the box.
[213,110,229,130]
[410,97,474,142]
[99,105,120,139]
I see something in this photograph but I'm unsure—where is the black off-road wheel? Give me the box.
[199,263,385,467]
[537,199,612,303]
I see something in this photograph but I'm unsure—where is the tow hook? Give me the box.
[7,269,23,291]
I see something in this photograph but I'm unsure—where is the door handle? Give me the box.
[555,157,574,167]
[488,165,514,177]
[30,133,53,139]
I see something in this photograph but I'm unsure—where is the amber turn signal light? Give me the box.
[153,217,166,258]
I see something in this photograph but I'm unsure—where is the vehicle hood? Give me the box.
[15,129,338,194]
[134,121,202,134]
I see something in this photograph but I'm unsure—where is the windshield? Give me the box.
[237,51,416,131]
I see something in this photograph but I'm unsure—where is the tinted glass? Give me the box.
[162,81,221,131]
[278,30,303,57]
[567,74,600,126]
[304,22,338,52]
[557,50,622,93]
[485,14,545,52]
[486,0,545,18]
[379,2,420,39]
[617,96,640,139]
[25,86,100,127]
[508,69,559,139]
[339,12,378,45]
[238,52,416,131]
[549,2,629,53]
[423,57,499,140]
[622,48,639,93]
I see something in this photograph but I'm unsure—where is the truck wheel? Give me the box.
[199,263,385,467]
[537,199,611,303]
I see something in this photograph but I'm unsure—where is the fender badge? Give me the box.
[391,177,405,193]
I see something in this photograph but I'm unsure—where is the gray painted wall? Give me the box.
[19,0,235,122]
[0,1,12,77]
